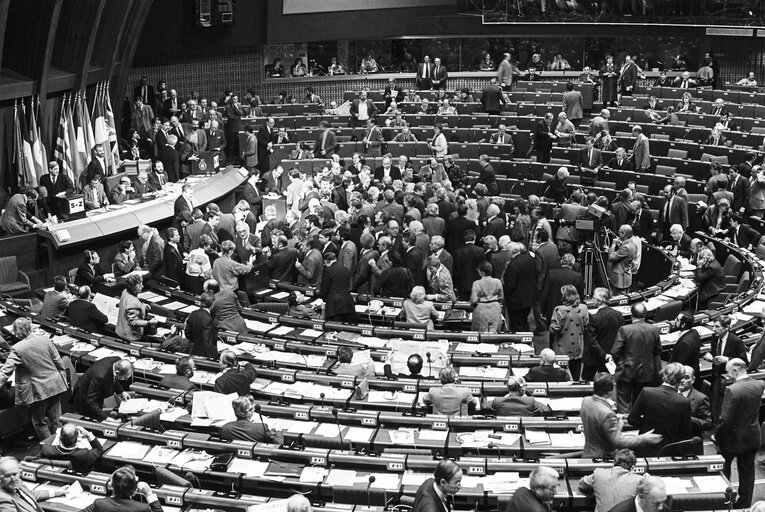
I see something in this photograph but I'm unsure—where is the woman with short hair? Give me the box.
[549,284,588,380]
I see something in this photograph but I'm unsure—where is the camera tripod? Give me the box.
[580,229,612,299]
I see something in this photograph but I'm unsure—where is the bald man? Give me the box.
[40,424,103,473]
[526,348,571,382]
[0,457,66,511]
[71,357,133,420]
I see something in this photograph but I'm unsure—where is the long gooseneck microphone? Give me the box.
[185,472,202,492]
[331,407,345,447]
[426,352,432,379]
[487,442,502,461]
[366,475,376,507]
[319,392,326,408]
[253,404,269,436]
[725,487,736,512]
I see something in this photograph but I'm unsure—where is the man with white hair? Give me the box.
[590,109,610,137]
[608,225,637,293]
[0,456,68,508]
[408,220,430,264]
[490,235,512,279]
[704,124,727,147]
[610,476,667,512]
[507,466,559,512]
[287,494,312,512]
[484,203,505,239]
[527,348,570,382]
[544,166,570,204]
[422,203,445,238]
[428,235,453,275]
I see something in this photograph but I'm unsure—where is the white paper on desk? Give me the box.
[245,319,275,333]
[661,330,682,344]
[512,367,530,377]
[418,429,448,441]
[133,359,162,371]
[108,441,151,460]
[138,291,162,300]
[160,407,188,422]
[160,301,187,311]
[325,469,357,487]
[743,301,765,314]
[367,390,416,404]
[191,390,224,418]
[65,481,84,500]
[144,295,166,303]
[510,343,535,353]
[270,325,294,336]
[350,350,372,366]
[548,432,584,448]
[525,430,551,444]
[692,475,728,493]
[454,342,499,353]
[284,381,314,399]
[143,445,181,464]
[314,422,344,438]
[459,366,508,379]
[300,467,329,483]
[271,291,289,300]
[299,328,323,338]
[354,304,368,313]
[493,433,522,446]
[204,392,238,422]
[390,429,415,444]
[362,473,400,489]
[695,325,715,337]
[733,312,754,322]
[92,293,119,324]
[118,398,150,414]
[48,489,95,509]
[535,396,583,411]
[345,427,373,443]
[189,371,216,385]
[90,346,125,360]
[263,381,291,395]
[402,472,430,487]
[662,477,692,494]
[179,305,198,314]
[51,335,78,346]
[287,420,318,435]
[158,363,176,374]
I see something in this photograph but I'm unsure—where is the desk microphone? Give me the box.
[426,352,432,379]
[296,347,309,369]
[725,487,736,512]
[487,442,502,461]
[319,392,326,408]
[185,472,202,492]
[253,404,268,436]
[366,475,376,507]
[331,407,345,447]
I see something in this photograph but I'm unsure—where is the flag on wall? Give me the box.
[92,82,120,174]
[28,99,47,184]
[14,103,35,189]
[77,94,95,164]
[53,95,75,183]
[67,97,85,178]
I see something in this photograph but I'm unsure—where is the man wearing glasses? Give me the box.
[0,457,67,511]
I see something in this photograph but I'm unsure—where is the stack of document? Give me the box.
[47,481,96,509]
[525,430,551,445]
[548,432,585,448]
[108,441,151,460]
[483,474,528,494]
[90,347,126,361]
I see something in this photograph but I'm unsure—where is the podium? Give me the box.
[54,194,86,221]
[191,151,220,174]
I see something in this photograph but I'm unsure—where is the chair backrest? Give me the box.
[550,157,569,165]
[652,299,683,323]
[155,466,192,488]
[736,272,751,295]
[131,409,162,430]
[667,148,688,159]
[68,268,78,284]
[653,133,670,141]
[723,254,742,279]
[655,165,675,177]
[0,256,18,284]
[756,243,765,260]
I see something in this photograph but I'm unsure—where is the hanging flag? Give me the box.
[103,82,121,172]
[53,95,74,183]
[28,98,46,185]
[17,103,36,189]
[67,96,85,179]
[79,94,95,163]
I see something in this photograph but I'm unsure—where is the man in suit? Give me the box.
[657,185,688,241]
[504,241,537,332]
[706,314,749,417]
[475,154,499,195]
[609,477,667,512]
[215,350,257,396]
[626,363,692,456]
[0,457,67,511]
[583,287,624,381]
[71,357,133,420]
[221,395,282,443]
[431,57,447,89]
[0,317,68,441]
[39,423,104,473]
[611,303,662,413]
[185,292,217,359]
[402,234,423,286]
[39,275,71,319]
[313,120,337,158]
[349,90,378,128]
[630,125,651,172]
[581,373,662,458]
[694,248,725,308]
[162,227,184,285]
[668,313,702,384]
[241,125,258,174]
[526,349,570,382]
[416,55,434,91]
[134,76,154,105]
[84,145,110,183]
[158,134,181,182]
[562,82,584,127]
[578,449,644,512]
[67,286,108,334]
[74,250,107,287]
[679,366,713,435]
[578,137,603,185]
[423,367,477,415]
[673,70,697,89]
[483,376,550,416]
[716,358,765,508]
[173,183,193,229]
[205,120,226,164]
[533,113,555,163]
[728,213,761,249]
[383,77,404,108]
[506,466,560,512]
[317,253,354,322]
[84,465,163,512]
[138,224,165,277]
[159,357,195,390]
[452,230,484,301]
[257,117,275,173]
[728,165,749,214]
[362,118,384,157]
[373,155,401,182]
[39,162,74,216]
[130,97,154,138]
[541,253,583,323]
[353,233,379,293]
[82,174,108,210]
[481,78,505,116]
[663,224,692,256]
[608,147,634,171]
[607,225,637,293]
[266,235,298,283]
[261,165,285,196]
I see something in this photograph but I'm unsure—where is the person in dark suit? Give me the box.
[266,236,298,283]
[583,287,624,381]
[313,120,337,158]
[373,155,402,182]
[184,292,217,359]
[81,465,164,512]
[693,248,725,308]
[506,466,560,512]
[383,78,405,108]
[444,204,475,255]
[134,76,154,105]
[39,162,74,215]
[706,314,749,418]
[526,349,570,382]
[172,183,194,230]
[221,395,282,443]
[662,224,693,256]
[71,357,133,421]
[716,358,765,508]
[39,276,71,319]
[214,350,257,396]
[84,145,109,184]
[74,250,107,287]
[412,460,462,512]
[609,477,667,512]
[349,91,378,128]
[261,166,285,196]
[452,230,485,301]
[82,174,108,210]
[480,78,505,116]
[626,363,693,456]
[533,113,555,163]
[415,56,434,91]
[158,134,181,182]
[430,57,448,89]
[541,253,583,323]
[257,117,275,173]
[728,213,761,249]
[205,120,226,163]
[611,303,661,413]
[728,166,750,214]
[241,125,258,174]
[159,357,195,390]
[668,313,702,386]
[657,185,689,241]
[607,147,634,171]
[504,242,537,332]
[162,228,184,286]
[67,286,108,334]
[679,366,712,435]
[474,154,499,195]
[483,376,550,416]
[403,235,424,287]
[39,423,103,473]
[318,253,354,322]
